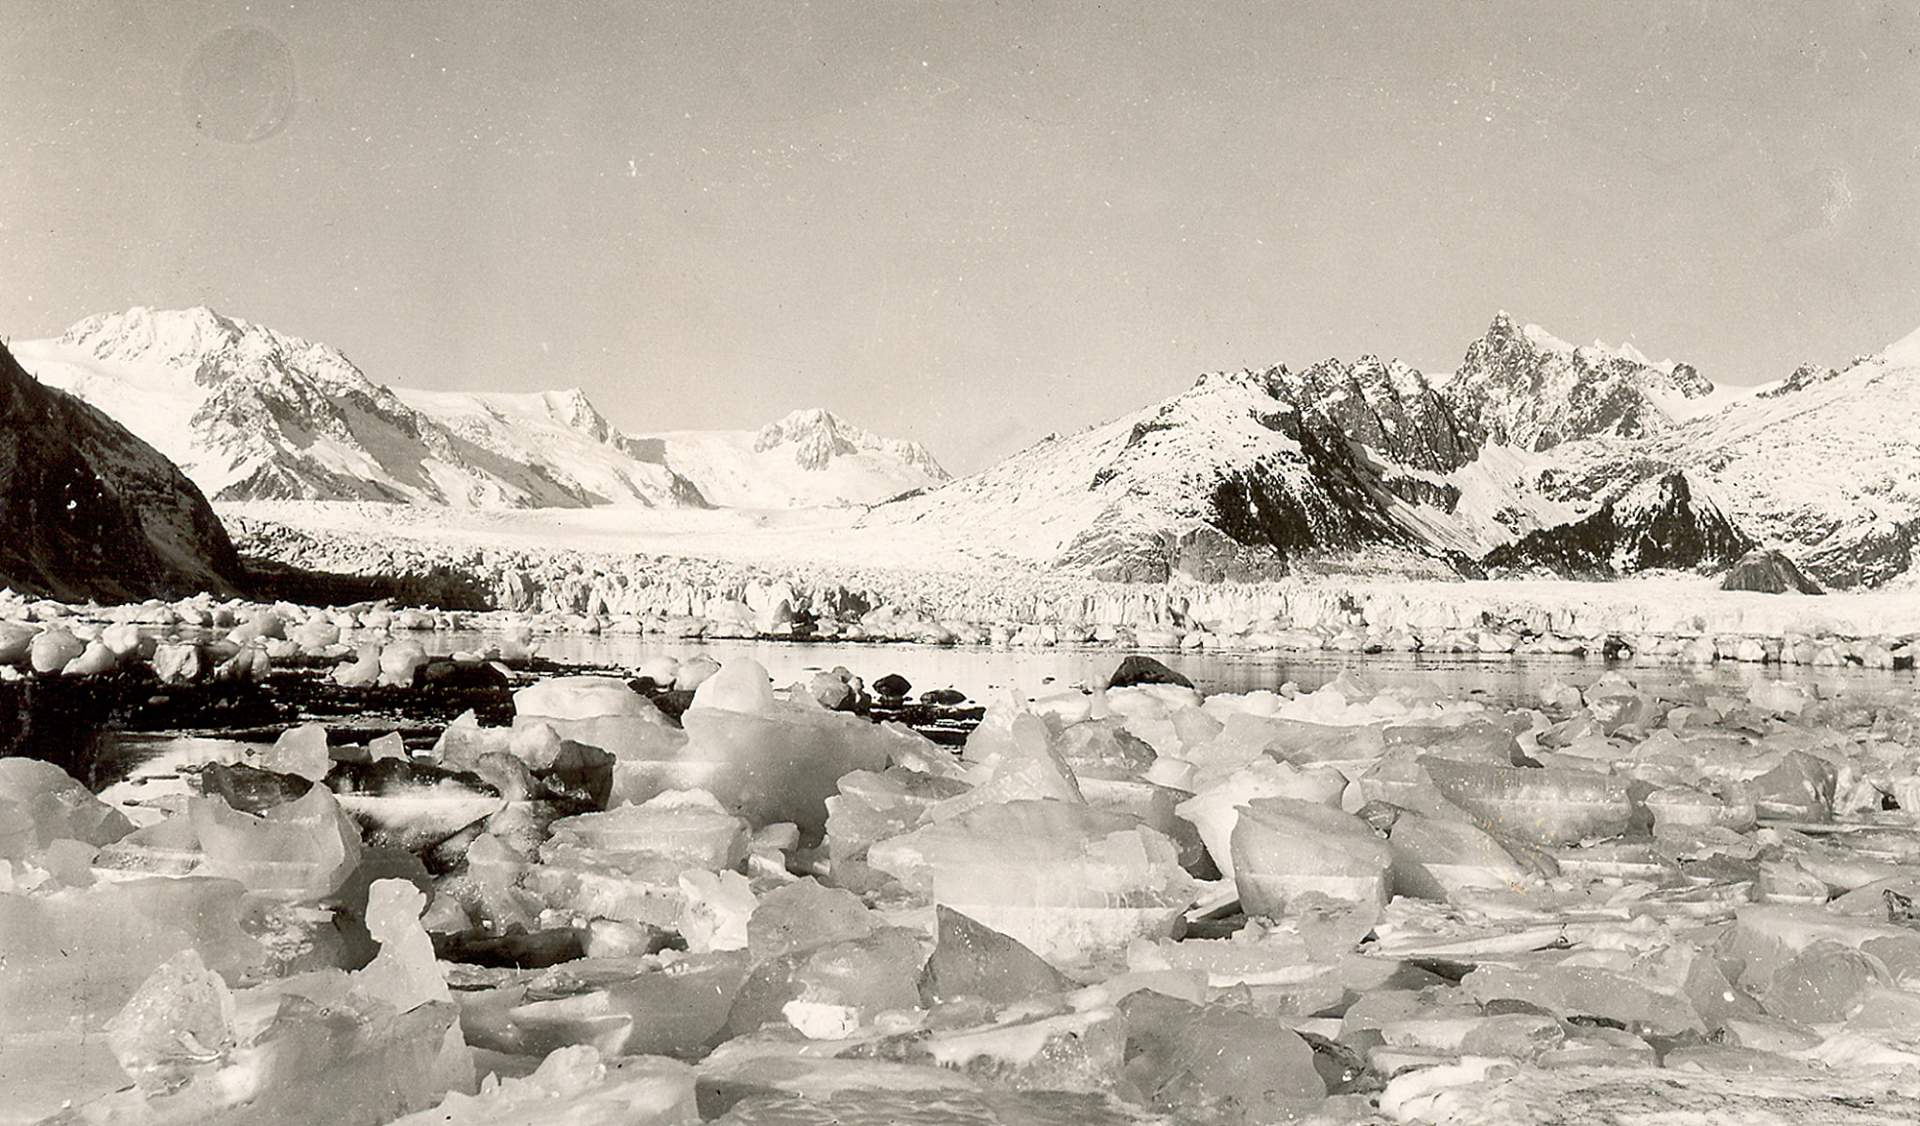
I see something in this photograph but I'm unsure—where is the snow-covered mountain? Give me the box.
[13,307,940,512]
[1446,312,1728,450]
[0,338,242,600]
[632,408,949,508]
[1483,471,1751,580]
[390,387,708,507]
[16,304,1913,588]
[864,363,1474,583]
[14,307,632,507]
[1649,326,1920,587]
[866,312,1920,588]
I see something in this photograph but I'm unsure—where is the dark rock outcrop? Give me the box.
[1106,656,1193,690]
[0,340,243,600]
[1483,471,1753,580]
[1720,549,1824,594]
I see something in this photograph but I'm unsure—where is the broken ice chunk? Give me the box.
[1461,963,1706,1037]
[257,723,331,782]
[1118,991,1325,1117]
[1175,759,1348,882]
[515,675,654,721]
[866,800,1197,977]
[1761,939,1892,1023]
[104,949,237,1094]
[548,789,749,872]
[30,626,86,673]
[920,904,1073,1006]
[689,658,779,714]
[726,928,927,1040]
[1643,784,1757,833]
[0,757,133,851]
[53,992,461,1126]
[670,704,897,841]
[0,876,265,1037]
[1385,810,1552,901]
[331,643,383,687]
[1420,757,1634,845]
[1748,750,1837,822]
[748,878,877,961]
[679,870,757,953]
[387,1045,696,1126]
[824,769,971,894]
[355,879,451,1010]
[189,786,363,903]
[1229,796,1392,919]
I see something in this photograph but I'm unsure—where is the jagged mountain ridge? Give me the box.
[1447,312,1723,451]
[15,307,945,510]
[0,339,243,600]
[872,313,1920,587]
[632,408,950,509]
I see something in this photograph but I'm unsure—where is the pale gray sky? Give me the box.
[4,2,1917,471]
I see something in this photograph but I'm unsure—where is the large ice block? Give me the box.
[102,949,237,1094]
[0,876,265,1037]
[1462,964,1706,1037]
[1118,992,1325,1118]
[1175,759,1347,882]
[920,904,1074,1006]
[1419,757,1634,845]
[547,789,750,872]
[1385,810,1548,900]
[51,993,460,1126]
[726,927,927,1040]
[1229,797,1392,918]
[188,787,364,903]
[0,758,132,852]
[748,878,877,961]
[867,800,1197,976]
[824,768,970,894]
[688,658,779,714]
[666,703,897,841]
[934,712,1083,818]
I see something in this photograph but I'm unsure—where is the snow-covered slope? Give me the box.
[391,387,708,507]
[14,307,622,507]
[634,408,949,508]
[1650,332,1920,586]
[859,310,1920,588]
[0,339,242,600]
[864,365,1467,582]
[13,308,939,513]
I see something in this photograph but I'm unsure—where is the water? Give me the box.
[88,633,1913,805]
[425,630,1912,707]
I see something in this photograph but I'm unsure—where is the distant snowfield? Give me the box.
[224,500,1920,637]
[221,499,962,570]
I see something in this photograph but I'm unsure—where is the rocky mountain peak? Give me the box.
[752,407,948,480]
[754,408,860,469]
[1445,313,1716,451]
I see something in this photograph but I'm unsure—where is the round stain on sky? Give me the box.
[181,26,296,143]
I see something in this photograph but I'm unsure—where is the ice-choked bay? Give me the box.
[5,650,1920,1125]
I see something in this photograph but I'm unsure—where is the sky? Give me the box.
[3,2,1917,473]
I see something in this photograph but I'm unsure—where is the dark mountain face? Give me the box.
[1283,357,1476,473]
[1721,549,1824,595]
[0,341,243,601]
[1483,471,1752,580]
